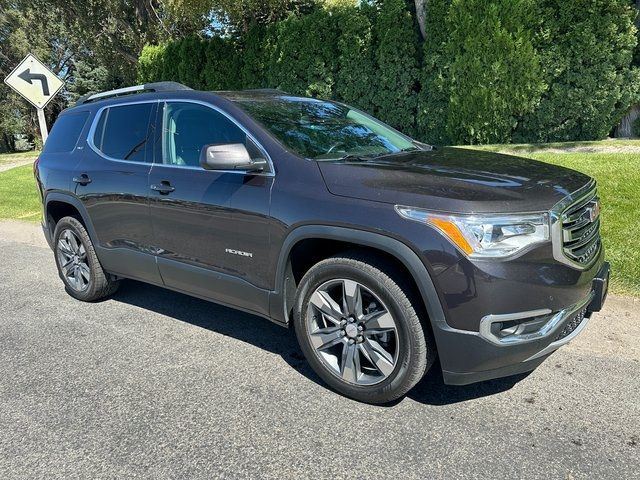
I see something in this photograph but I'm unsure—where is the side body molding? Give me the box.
[269,225,448,331]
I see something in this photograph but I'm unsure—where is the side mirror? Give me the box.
[199,143,267,173]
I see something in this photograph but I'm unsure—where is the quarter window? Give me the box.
[162,102,263,168]
[92,103,154,162]
[43,111,90,153]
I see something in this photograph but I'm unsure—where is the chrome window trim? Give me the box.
[86,98,275,177]
[550,179,600,270]
[86,99,158,166]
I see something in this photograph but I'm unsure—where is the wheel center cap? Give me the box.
[345,323,358,339]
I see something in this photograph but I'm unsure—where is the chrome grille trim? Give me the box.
[550,180,602,270]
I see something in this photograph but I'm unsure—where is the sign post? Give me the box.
[4,54,65,144]
[36,108,48,143]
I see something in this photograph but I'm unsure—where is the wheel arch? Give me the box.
[270,225,447,332]
[44,193,98,248]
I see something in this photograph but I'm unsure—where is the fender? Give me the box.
[43,192,99,247]
[269,225,448,332]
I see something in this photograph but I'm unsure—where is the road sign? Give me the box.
[4,54,64,109]
[4,54,65,142]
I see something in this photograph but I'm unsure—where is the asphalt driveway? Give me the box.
[0,221,638,479]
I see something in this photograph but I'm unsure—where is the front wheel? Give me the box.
[293,253,436,404]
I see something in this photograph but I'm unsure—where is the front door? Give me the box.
[74,101,161,284]
[148,101,274,316]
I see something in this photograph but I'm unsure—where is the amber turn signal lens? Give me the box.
[428,218,474,255]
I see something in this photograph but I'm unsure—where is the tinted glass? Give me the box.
[43,111,90,153]
[162,102,259,167]
[230,96,416,159]
[93,103,153,162]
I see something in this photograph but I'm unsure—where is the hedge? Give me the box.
[137,0,639,145]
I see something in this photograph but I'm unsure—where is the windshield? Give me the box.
[229,95,420,160]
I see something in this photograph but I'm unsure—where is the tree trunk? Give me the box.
[415,0,427,40]
[615,105,640,138]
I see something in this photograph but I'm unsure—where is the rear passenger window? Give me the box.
[43,111,90,153]
[92,103,153,162]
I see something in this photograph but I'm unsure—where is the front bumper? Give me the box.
[435,261,610,385]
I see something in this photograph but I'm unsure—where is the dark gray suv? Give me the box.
[35,82,610,404]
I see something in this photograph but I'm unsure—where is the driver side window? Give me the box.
[161,102,262,167]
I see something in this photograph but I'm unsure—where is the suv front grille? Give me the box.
[560,188,601,267]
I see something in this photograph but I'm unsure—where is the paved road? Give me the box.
[0,223,638,479]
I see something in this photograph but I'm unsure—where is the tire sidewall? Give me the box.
[294,260,426,403]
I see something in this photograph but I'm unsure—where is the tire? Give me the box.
[293,252,436,404]
[53,216,120,302]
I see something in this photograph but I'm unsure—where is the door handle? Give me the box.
[72,174,92,186]
[150,181,175,194]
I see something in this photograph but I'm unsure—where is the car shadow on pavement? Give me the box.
[112,280,525,407]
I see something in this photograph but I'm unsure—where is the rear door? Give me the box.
[148,100,274,315]
[73,100,161,284]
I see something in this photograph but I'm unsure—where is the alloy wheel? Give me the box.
[305,279,400,386]
[56,229,90,292]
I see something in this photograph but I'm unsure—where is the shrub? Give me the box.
[177,36,206,89]
[332,4,376,113]
[264,11,340,98]
[137,44,166,83]
[371,0,419,135]
[416,0,452,144]
[239,25,268,89]
[516,0,639,142]
[202,36,242,90]
[434,0,543,144]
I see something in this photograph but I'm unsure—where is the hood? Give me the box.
[317,147,592,214]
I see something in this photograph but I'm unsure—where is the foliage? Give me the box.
[263,10,340,98]
[416,0,451,145]
[516,0,639,142]
[137,44,167,84]
[443,0,544,144]
[370,0,419,135]
[0,0,81,149]
[164,0,317,34]
[332,4,376,112]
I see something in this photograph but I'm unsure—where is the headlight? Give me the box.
[395,205,550,259]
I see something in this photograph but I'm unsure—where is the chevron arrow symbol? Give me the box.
[18,68,50,96]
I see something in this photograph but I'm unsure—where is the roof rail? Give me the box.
[242,88,288,94]
[76,81,192,106]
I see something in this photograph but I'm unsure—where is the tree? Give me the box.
[165,0,317,35]
[415,0,451,144]
[615,0,640,137]
[371,0,419,135]
[517,0,638,142]
[414,0,427,40]
[445,0,543,144]
[0,0,85,149]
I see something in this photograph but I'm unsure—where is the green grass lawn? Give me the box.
[0,143,638,296]
[0,164,41,221]
[0,150,40,165]
[470,139,640,154]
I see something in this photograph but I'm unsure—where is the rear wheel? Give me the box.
[53,216,119,301]
[293,253,435,404]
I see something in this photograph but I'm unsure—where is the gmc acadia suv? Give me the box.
[35,82,610,404]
